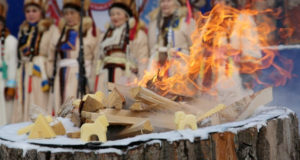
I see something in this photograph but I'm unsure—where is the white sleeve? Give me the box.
[4,35,18,88]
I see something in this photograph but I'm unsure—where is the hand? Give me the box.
[5,87,15,101]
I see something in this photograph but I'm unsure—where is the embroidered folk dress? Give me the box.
[13,19,59,122]
[94,23,149,93]
[48,17,101,113]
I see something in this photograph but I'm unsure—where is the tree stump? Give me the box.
[0,107,299,160]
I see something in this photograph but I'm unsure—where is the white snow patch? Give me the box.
[145,140,162,147]
[57,117,80,133]
[95,148,123,155]
[0,139,123,157]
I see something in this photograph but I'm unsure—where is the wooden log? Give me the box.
[236,87,273,121]
[130,87,183,112]
[117,120,153,138]
[82,111,151,126]
[108,83,135,108]
[82,109,176,130]
[199,87,273,125]
[105,88,125,109]
[71,111,81,127]
[82,95,105,112]
[210,132,238,160]
[129,101,157,111]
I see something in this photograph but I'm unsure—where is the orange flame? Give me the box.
[139,4,293,97]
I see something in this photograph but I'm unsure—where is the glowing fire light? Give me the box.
[139,4,293,97]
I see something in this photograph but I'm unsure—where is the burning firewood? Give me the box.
[130,86,183,112]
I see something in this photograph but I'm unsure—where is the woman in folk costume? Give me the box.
[0,0,18,125]
[13,0,59,122]
[48,0,101,112]
[94,0,149,93]
[147,0,195,77]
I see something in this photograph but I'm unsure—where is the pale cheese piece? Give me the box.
[175,111,197,130]
[28,114,56,139]
[80,115,108,142]
[18,116,53,135]
[18,124,34,135]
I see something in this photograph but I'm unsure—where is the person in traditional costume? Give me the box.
[0,0,18,125]
[94,0,149,93]
[48,0,101,113]
[13,0,59,122]
[147,0,195,77]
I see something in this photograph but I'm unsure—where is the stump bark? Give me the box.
[0,111,299,160]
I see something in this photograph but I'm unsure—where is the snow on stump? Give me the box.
[0,107,299,160]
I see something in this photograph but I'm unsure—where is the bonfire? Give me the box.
[13,4,294,142]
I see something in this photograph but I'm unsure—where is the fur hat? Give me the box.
[109,0,137,18]
[63,0,90,12]
[24,0,47,11]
